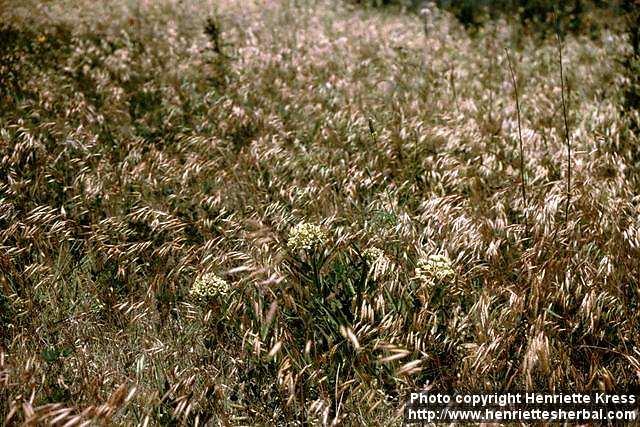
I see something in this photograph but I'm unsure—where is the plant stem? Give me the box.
[557,28,572,224]
[505,48,528,232]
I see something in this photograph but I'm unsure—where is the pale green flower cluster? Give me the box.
[362,246,393,281]
[287,222,326,251]
[362,247,385,264]
[190,273,230,298]
[416,254,455,281]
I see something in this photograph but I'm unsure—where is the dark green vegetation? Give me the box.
[1,0,639,424]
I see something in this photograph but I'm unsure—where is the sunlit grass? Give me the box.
[1,0,639,424]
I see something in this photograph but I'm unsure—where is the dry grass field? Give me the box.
[1,0,640,424]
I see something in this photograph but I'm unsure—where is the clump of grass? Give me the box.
[0,0,638,424]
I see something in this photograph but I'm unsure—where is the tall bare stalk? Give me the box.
[505,48,528,232]
[556,29,572,224]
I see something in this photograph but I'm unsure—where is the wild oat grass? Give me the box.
[1,0,639,425]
